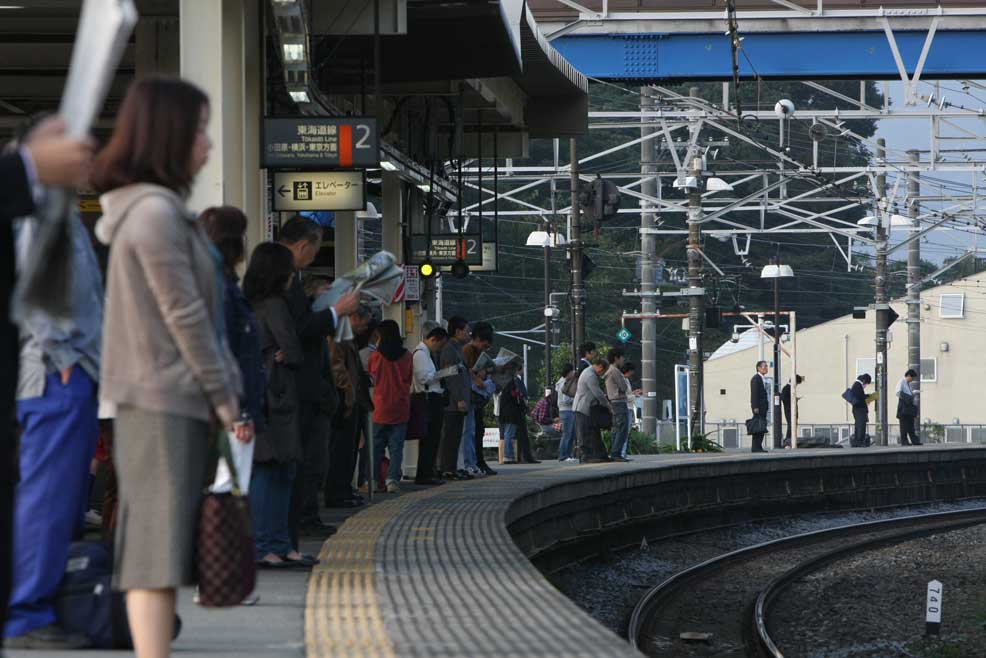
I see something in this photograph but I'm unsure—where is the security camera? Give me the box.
[774,99,796,118]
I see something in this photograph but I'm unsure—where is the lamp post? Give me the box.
[761,258,794,449]
[527,228,567,396]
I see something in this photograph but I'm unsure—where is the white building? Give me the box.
[702,273,986,446]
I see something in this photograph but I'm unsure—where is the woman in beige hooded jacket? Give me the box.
[92,76,244,658]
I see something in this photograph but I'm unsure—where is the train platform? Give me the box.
[9,444,986,658]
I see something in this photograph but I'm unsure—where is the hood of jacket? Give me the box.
[96,183,186,245]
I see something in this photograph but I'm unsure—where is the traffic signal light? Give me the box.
[578,176,621,223]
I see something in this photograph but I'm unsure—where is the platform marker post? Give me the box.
[925,579,943,636]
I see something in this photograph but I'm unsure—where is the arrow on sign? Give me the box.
[277,185,289,198]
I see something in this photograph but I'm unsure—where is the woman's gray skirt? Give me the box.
[112,405,210,590]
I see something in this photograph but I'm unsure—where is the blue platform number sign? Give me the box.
[616,328,632,343]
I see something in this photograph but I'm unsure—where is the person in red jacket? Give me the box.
[368,320,413,493]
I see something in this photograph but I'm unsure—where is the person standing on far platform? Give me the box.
[896,369,922,446]
[750,361,769,453]
[850,373,873,448]
[576,341,597,375]
[368,320,413,494]
[410,326,449,485]
[603,348,631,462]
[573,358,612,463]
[555,364,577,462]
[781,374,803,447]
[437,317,472,481]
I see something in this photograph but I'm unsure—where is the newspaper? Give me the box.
[11,0,138,323]
[311,251,404,341]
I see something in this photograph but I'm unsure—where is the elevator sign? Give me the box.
[262,117,379,168]
[272,171,366,211]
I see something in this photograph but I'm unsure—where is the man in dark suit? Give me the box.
[2,117,93,649]
[576,341,597,375]
[850,373,872,447]
[278,216,359,550]
[781,374,804,447]
[750,360,769,453]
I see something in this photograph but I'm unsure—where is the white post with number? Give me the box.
[926,579,943,636]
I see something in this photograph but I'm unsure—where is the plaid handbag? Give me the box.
[196,432,256,607]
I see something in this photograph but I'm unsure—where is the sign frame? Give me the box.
[262,116,379,169]
[271,170,367,212]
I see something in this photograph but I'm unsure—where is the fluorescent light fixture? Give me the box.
[525,230,568,247]
[673,176,700,190]
[288,90,310,103]
[0,5,24,8]
[858,214,915,228]
[283,43,305,62]
[705,177,733,192]
[761,264,794,279]
[272,0,296,5]
[417,183,431,192]
[380,160,399,171]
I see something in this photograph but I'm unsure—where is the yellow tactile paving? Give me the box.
[305,487,448,658]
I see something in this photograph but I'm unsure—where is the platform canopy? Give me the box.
[529,1,986,81]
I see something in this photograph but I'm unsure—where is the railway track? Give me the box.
[628,507,986,658]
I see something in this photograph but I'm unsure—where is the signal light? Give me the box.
[420,261,436,279]
[450,259,469,279]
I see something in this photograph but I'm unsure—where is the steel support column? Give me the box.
[687,152,704,445]
[639,87,658,437]
[570,138,585,361]
[907,149,922,432]
[874,138,889,446]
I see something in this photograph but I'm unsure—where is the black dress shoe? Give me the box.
[5,624,91,650]
[456,469,474,480]
[480,465,498,476]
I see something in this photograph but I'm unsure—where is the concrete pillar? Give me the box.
[334,211,359,276]
[381,171,404,331]
[179,0,264,248]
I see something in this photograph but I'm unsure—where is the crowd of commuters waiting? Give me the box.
[0,75,642,657]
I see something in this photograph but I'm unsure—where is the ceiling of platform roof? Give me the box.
[309,0,587,136]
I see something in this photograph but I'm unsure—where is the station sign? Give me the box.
[403,265,421,302]
[262,117,379,168]
[409,235,484,266]
[439,241,497,273]
[271,171,366,211]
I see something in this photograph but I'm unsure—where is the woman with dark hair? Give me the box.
[92,77,245,658]
[200,206,265,440]
[243,242,309,568]
[368,320,413,493]
[896,369,922,446]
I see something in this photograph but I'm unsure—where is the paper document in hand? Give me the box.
[11,0,138,324]
[493,348,521,367]
[435,366,459,379]
[312,251,403,341]
[472,352,493,373]
[866,392,879,404]
[210,433,255,494]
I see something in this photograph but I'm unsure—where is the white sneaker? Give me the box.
[85,510,103,527]
[241,592,260,606]
[466,466,484,477]
[386,480,400,494]
[563,457,579,463]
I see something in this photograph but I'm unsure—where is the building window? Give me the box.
[939,293,965,319]
[920,358,937,383]
[855,357,875,379]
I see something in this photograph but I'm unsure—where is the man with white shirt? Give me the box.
[411,327,449,484]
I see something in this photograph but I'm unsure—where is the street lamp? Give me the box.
[761,258,795,449]
[527,227,567,394]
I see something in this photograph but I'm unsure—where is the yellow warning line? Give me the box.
[305,486,447,658]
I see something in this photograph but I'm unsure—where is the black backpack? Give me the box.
[56,542,182,649]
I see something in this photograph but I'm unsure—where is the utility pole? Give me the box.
[874,138,889,446]
[771,256,783,449]
[640,87,658,437]
[570,137,585,363]
[686,152,704,443]
[907,149,922,431]
[544,231,552,394]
